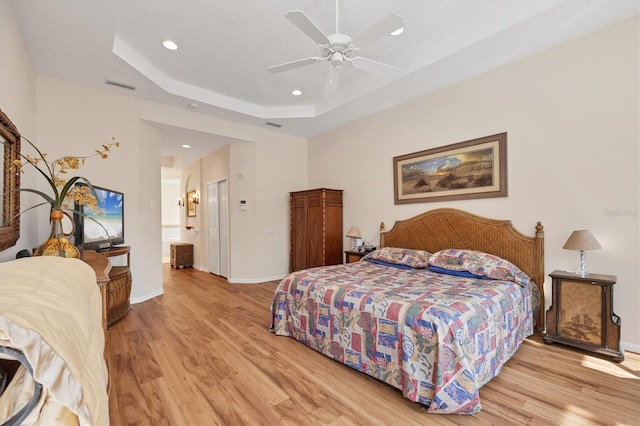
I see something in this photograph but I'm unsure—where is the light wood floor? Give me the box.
[107,265,640,425]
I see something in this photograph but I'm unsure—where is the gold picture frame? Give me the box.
[187,190,197,217]
[0,108,21,251]
[393,133,508,204]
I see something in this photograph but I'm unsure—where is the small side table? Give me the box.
[102,246,132,326]
[345,250,373,264]
[544,270,623,362]
[170,243,194,268]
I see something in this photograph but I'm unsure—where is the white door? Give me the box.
[206,179,229,278]
[218,180,229,278]
[207,182,219,275]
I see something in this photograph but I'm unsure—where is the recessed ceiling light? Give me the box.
[390,27,404,36]
[188,102,199,108]
[291,89,302,96]
[163,40,178,50]
[181,144,191,148]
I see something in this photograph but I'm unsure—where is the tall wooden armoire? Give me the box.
[290,188,343,272]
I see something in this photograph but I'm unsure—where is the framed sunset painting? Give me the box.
[393,133,507,204]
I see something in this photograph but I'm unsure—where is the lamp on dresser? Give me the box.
[346,227,361,251]
[562,229,602,276]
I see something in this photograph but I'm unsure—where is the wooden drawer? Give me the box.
[107,266,131,326]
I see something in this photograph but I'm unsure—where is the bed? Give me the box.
[0,256,109,425]
[270,208,544,414]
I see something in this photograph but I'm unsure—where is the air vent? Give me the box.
[105,79,136,91]
[265,121,282,128]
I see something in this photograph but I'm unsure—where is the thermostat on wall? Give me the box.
[240,200,247,211]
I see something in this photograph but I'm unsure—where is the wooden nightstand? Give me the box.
[345,250,373,263]
[544,270,623,362]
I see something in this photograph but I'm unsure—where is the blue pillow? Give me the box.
[428,265,485,279]
[368,259,415,270]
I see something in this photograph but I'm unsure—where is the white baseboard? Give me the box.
[622,340,640,354]
[130,289,164,304]
[228,274,286,284]
[175,265,285,284]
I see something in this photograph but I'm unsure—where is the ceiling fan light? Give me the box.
[330,51,344,68]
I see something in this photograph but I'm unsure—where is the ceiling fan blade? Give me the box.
[323,66,340,98]
[285,10,330,45]
[351,12,404,48]
[351,56,399,78]
[267,57,321,74]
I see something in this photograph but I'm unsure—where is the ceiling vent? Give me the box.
[105,79,136,91]
[265,122,283,128]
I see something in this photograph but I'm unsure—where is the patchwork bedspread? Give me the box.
[270,261,535,414]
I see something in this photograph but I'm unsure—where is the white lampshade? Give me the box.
[346,227,361,250]
[346,227,361,239]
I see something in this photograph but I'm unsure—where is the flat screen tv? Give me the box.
[74,184,124,251]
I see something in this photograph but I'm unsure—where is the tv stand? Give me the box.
[99,246,132,326]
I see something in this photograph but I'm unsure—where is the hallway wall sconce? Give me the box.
[178,197,185,207]
[187,190,198,217]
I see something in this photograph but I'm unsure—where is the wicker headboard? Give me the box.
[380,208,545,329]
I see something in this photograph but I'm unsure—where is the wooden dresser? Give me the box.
[544,270,623,362]
[289,188,343,272]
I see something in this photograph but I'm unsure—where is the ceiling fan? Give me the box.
[267,1,404,95]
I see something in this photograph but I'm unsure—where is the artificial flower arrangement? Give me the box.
[2,135,120,257]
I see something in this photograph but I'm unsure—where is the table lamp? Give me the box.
[562,230,602,277]
[346,227,361,251]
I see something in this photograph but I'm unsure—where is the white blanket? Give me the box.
[0,256,109,425]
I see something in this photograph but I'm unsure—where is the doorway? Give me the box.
[207,178,229,278]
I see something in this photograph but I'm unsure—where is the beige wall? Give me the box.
[185,144,230,270]
[2,58,307,302]
[182,135,308,281]
[0,0,37,262]
[203,145,231,183]
[178,154,203,266]
[161,180,180,226]
[254,139,307,279]
[33,77,164,301]
[229,142,258,280]
[308,17,639,349]
[30,75,308,299]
